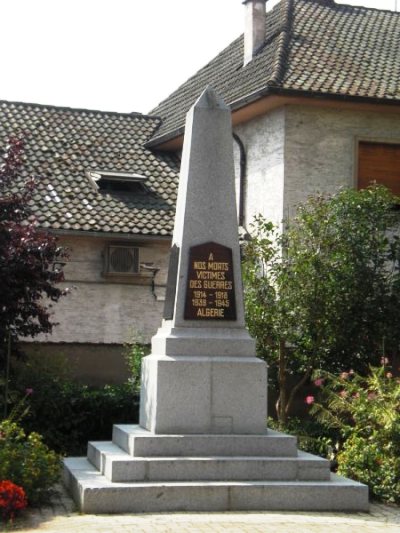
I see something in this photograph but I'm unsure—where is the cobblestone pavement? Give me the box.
[10,486,400,533]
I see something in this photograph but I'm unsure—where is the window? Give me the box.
[87,171,148,194]
[358,142,400,196]
[104,245,139,275]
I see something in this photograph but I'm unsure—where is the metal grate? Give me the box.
[108,246,139,274]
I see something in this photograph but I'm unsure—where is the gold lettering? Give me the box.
[193,261,206,270]
[193,291,207,298]
[203,280,232,290]
[215,291,228,299]
[196,271,226,280]
[207,262,229,271]
[189,280,202,289]
[197,308,224,318]
[192,298,206,307]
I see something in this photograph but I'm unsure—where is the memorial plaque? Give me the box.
[184,242,236,320]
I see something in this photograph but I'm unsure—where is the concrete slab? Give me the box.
[64,458,369,514]
[112,425,298,457]
[88,441,330,482]
[151,325,256,357]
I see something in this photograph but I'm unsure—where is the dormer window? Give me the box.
[87,171,148,194]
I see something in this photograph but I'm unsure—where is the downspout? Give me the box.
[233,132,247,228]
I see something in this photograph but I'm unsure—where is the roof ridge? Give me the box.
[335,1,400,14]
[267,0,294,88]
[0,98,161,122]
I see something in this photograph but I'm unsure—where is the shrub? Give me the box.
[123,335,150,392]
[243,186,400,422]
[268,416,338,461]
[0,420,60,505]
[18,382,140,456]
[310,366,400,502]
[7,354,140,455]
[0,480,27,522]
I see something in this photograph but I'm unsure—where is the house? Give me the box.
[149,0,400,229]
[4,0,399,383]
[0,101,180,383]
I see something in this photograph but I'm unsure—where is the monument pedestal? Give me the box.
[63,425,369,513]
[63,87,368,512]
[139,354,267,435]
[139,322,267,435]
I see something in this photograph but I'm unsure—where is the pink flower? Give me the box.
[352,392,360,399]
[314,378,324,387]
[25,388,33,395]
[368,392,377,400]
[380,356,389,365]
[339,390,348,398]
[305,395,315,405]
[340,372,349,380]
[386,372,393,379]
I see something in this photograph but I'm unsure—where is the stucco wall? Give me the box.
[34,234,170,345]
[284,105,400,217]
[234,108,286,229]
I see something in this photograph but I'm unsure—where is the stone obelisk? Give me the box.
[64,87,368,514]
[139,87,267,435]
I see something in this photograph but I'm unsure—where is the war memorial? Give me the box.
[63,88,369,513]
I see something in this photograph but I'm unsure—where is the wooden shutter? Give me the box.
[358,142,400,196]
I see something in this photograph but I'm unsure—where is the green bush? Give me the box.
[20,382,139,455]
[268,416,338,461]
[5,354,140,455]
[123,336,150,392]
[0,420,60,505]
[310,366,400,503]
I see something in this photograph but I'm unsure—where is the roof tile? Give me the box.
[149,0,400,146]
[0,101,180,237]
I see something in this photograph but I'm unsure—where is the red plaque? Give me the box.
[184,242,236,320]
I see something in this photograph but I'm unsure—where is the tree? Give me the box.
[0,136,68,369]
[242,186,400,423]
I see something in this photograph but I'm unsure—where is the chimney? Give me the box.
[243,0,267,66]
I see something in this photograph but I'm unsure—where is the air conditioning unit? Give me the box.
[107,246,139,274]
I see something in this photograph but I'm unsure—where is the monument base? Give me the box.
[139,354,267,434]
[63,425,369,513]
[151,323,256,357]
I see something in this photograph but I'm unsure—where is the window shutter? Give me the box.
[358,142,400,196]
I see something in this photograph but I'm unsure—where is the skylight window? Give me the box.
[87,171,148,193]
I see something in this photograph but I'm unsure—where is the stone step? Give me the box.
[88,441,330,483]
[112,425,298,457]
[63,457,369,514]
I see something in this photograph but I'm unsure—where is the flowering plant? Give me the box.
[309,365,400,502]
[0,420,60,504]
[0,480,27,521]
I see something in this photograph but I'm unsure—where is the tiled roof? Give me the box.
[149,0,400,146]
[0,100,180,236]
